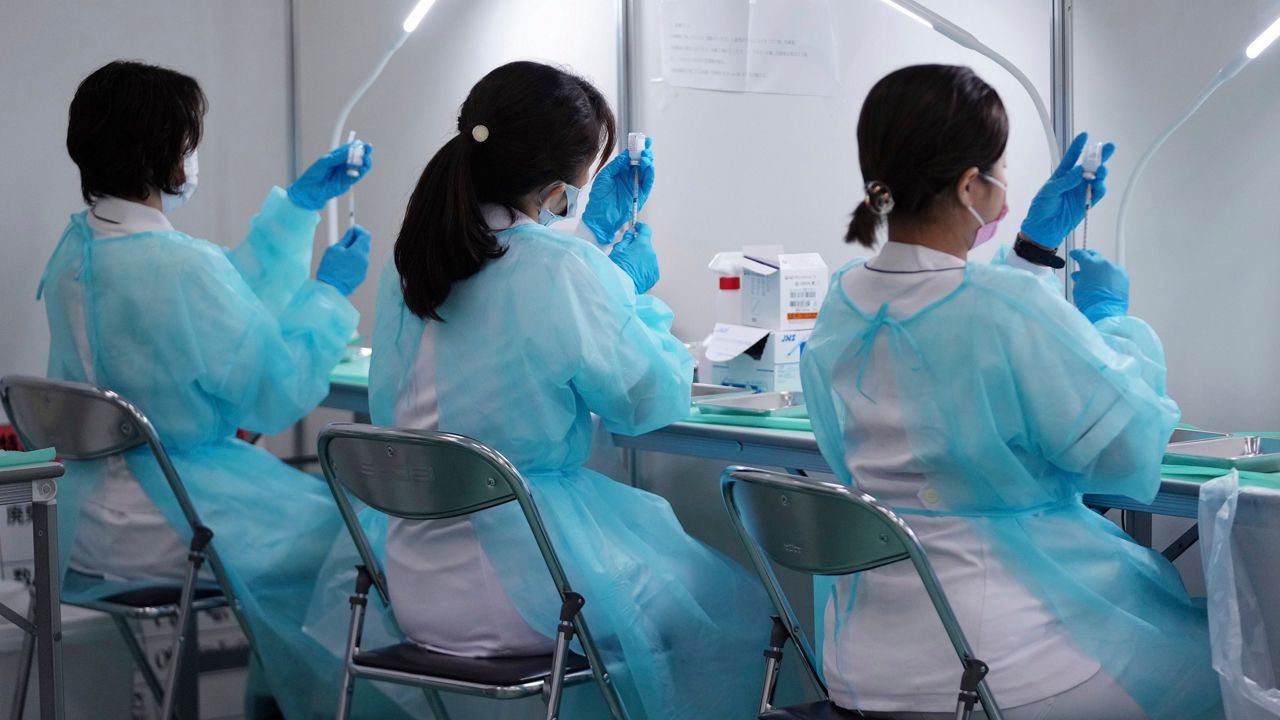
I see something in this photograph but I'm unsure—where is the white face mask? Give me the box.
[161,150,199,214]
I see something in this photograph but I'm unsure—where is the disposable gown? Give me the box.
[799,258,1221,719]
[1201,471,1280,719]
[356,221,772,719]
[39,189,409,719]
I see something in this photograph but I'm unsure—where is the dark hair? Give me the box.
[66,61,207,205]
[395,61,616,321]
[847,64,1009,248]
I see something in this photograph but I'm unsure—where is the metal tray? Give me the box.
[1167,428,1229,446]
[691,384,753,402]
[697,391,806,418]
[1163,436,1280,473]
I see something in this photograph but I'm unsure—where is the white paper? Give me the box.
[659,0,840,96]
[704,323,772,362]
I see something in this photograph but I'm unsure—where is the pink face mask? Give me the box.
[966,173,1008,249]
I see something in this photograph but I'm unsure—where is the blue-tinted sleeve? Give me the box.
[225,186,322,316]
[183,247,359,435]
[983,272,1178,500]
[544,244,692,436]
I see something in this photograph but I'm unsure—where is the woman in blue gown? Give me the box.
[40,60,410,718]
[361,61,772,719]
[799,64,1221,719]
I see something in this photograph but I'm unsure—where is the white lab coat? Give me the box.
[822,242,1100,712]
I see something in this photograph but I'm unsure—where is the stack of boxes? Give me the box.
[705,245,828,392]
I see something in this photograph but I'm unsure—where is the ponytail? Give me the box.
[395,134,505,322]
[394,61,616,322]
[845,181,893,248]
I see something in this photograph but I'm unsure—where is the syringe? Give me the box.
[628,132,646,231]
[1081,142,1103,251]
[346,131,361,230]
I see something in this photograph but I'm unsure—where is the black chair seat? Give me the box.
[761,701,868,720]
[98,585,224,608]
[354,642,590,687]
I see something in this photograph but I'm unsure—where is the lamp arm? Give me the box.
[890,0,1060,169]
[1115,55,1247,266]
[326,30,410,246]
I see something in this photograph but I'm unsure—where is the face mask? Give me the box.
[965,172,1007,249]
[161,150,199,214]
[538,181,580,226]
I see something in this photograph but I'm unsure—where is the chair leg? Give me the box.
[420,689,451,720]
[953,657,990,720]
[7,597,35,720]
[544,592,585,720]
[113,615,164,705]
[159,526,212,720]
[758,616,789,715]
[335,566,374,720]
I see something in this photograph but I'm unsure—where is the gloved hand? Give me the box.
[1020,132,1115,248]
[317,225,371,296]
[287,142,374,211]
[610,222,659,294]
[582,137,655,245]
[1070,249,1129,323]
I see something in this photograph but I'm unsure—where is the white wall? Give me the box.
[635,0,1055,345]
[0,0,293,382]
[1075,0,1280,431]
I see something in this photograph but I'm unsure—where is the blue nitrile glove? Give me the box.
[317,225,371,296]
[583,137,655,245]
[287,142,374,211]
[1020,132,1115,248]
[610,221,659,294]
[1070,249,1129,323]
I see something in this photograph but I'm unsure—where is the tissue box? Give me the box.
[704,323,810,393]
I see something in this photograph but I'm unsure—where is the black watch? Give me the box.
[1013,233,1066,269]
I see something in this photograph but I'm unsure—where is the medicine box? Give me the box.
[740,246,828,331]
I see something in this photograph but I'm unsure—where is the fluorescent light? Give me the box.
[879,0,932,29]
[403,0,437,33]
[1246,14,1280,58]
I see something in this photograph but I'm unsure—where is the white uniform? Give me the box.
[383,205,555,657]
[65,198,189,582]
[824,242,1141,717]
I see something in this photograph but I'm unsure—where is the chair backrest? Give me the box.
[1,375,151,461]
[723,467,914,576]
[316,423,573,602]
[721,466,984,705]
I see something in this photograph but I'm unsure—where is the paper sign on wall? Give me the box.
[659,0,840,97]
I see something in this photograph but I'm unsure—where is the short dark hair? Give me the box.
[66,60,207,205]
[847,64,1009,248]
[395,61,617,322]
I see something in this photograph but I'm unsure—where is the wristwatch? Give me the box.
[1013,233,1065,269]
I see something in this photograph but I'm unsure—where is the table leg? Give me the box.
[1123,510,1153,548]
[31,501,63,720]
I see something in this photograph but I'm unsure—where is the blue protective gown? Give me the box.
[799,255,1221,719]
[361,221,772,719]
[39,189,411,719]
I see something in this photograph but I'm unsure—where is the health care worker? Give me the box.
[39,60,404,718]
[363,61,772,719]
[799,65,1221,720]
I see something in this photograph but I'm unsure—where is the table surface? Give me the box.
[0,462,64,487]
[325,363,1274,520]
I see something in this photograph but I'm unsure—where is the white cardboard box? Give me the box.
[741,246,828,331]
[704,323,811,393]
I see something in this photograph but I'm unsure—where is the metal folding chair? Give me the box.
[317,422,631,720]
[720,466,1003,720]
[0,375,253,720]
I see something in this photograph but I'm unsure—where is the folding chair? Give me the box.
[316,422,631,720]
[720,466,1003,720]
[0,375,252,720]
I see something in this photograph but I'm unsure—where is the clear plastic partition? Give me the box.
[1073,0,1280,430]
